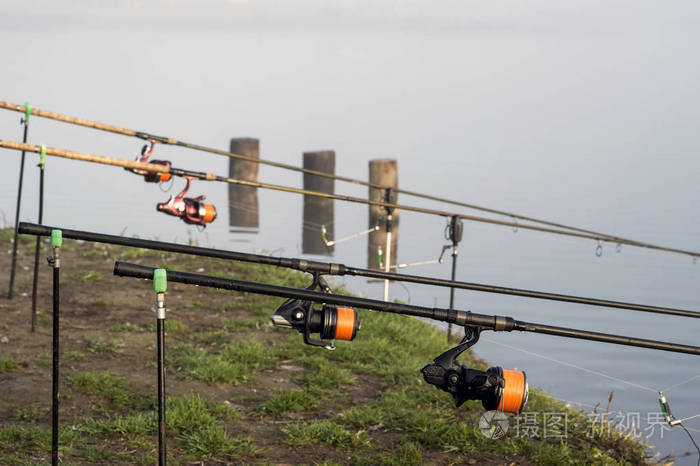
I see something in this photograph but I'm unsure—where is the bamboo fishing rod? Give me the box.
[0,100,657,243]
[19,222,700,319]
[3,139,700,259]
[114,261,700,356]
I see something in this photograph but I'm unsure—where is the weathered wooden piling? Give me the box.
[368,159,398,270]
[228,138,259,230]
[302,151,335,255]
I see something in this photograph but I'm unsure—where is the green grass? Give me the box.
[92,299,109,309]
[10,407,43,423]
[108,322,144,332]
[222,316,268,332]
[352,441,424,466]
[147,319,189,333]
[88,338,119,353]
[259,388,320,416]
[298,364,357,389]
[66,372,140,410]
[190,331,232,346]
[119,247,162,259]
[80,412,154,436]
[0,425,82,458]
[164,319,189,333]
[172,340,276,384]
[64,351,86,360]
[84,446,135,463]
[80,395,254,461]
[283,419,370,449]
[83,249,108,258]
[0,356,20,374]
[36,311,51,326]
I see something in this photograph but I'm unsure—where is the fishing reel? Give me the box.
[421,326,528,414]
[271,300,360,350]
[270,273,360,350]
[126,139,173,183]
[156,176,217,227]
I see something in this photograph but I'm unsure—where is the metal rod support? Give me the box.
[30,162,45,331]
[51,246,60,466]
[8,122,29,299]
[156,293,166,466]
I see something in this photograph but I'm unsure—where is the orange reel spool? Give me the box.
[333,307,359,341]
[497,368,528,414]
[199,203,217,224]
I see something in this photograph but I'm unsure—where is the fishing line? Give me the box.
[484,335,700,459]
[480,336,659,393]
[660,373,700,393]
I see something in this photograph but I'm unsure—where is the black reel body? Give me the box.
[271,300,359,350]
[421,327,528,414]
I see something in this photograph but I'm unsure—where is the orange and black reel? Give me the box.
[319,306,360,342]
[421,326,528,414]
[271,299,360,350]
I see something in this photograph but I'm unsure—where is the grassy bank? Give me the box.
[0,231,649,464]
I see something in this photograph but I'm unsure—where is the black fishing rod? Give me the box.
[113,261,700,357]
[3,140,700,259]
[19,222,700,319]
[7,103,31,299]
[114,261,700,417]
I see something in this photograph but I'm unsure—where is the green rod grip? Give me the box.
[51,229,62,248]
[24,102,32,122]
[153,268,167,293]
[39,143,46,167]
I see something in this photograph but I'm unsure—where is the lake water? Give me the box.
[1,133,698,463]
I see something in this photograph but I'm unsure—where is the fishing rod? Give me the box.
[114,261,700,416]
[19,222,700,319]
[0,140,217,227]
[0,100,651,243]
[4,140,700,259]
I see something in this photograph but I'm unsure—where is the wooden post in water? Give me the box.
[228,138,259,231]
[368,159,398,272]
[302,151,335,255]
